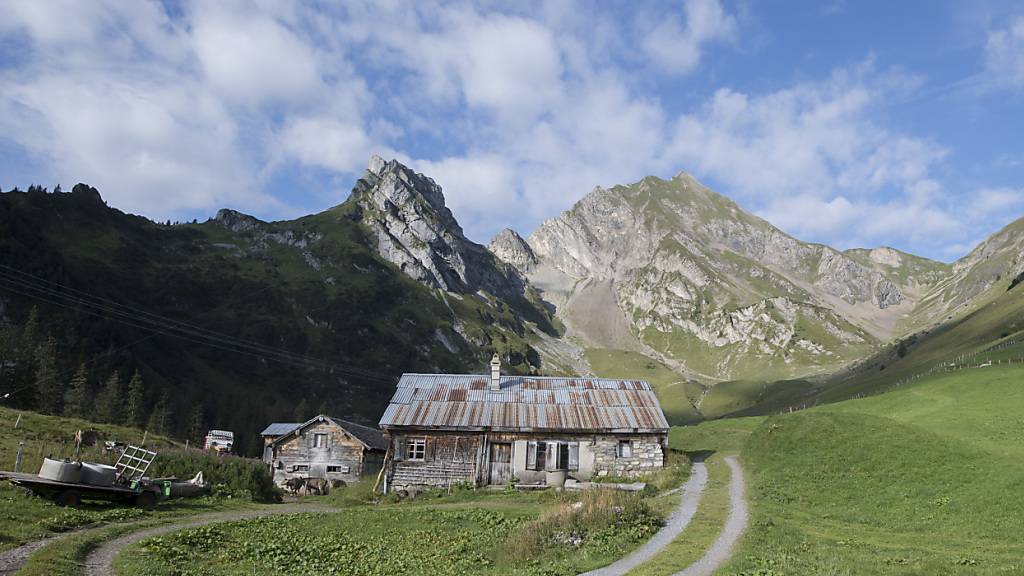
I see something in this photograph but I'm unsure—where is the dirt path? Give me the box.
[0,532,77,575]
[674,456,748,576]
[578,458,709,576]
[83,503,336,576]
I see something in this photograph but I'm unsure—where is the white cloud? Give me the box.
[985,16,1024,88]
[279,118,373,174]
[190,4,322,106]
[641,0,736,74]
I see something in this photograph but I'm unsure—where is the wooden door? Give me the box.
[489,443,512,485]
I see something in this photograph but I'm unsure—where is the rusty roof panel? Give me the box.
[379,373,669,432]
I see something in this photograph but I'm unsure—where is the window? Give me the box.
[528,441,578,471]
[327,465,350,473]
[313,433,328,448]
[526,441,547,470]
[618,440,632,458]
[292,464,309,472]
[407,438,426,461]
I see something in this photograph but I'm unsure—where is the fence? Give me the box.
[778,337,1023,415]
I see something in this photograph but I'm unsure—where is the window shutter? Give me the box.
[526,441,537,470]
[568,443,579,471]
[394,437,405,461]
[545,442,557,471]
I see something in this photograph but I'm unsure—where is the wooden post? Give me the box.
[13,413,21,429]
[141,430,148,447]
[14,441,24,473]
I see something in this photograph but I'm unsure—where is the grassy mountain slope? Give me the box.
[524,173,945,384]
[673,364,1024,574]
[0,183,552,454]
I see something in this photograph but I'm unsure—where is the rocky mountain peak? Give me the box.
[213,209,263,233]
[348,156,522,297]
[488,228,537,272]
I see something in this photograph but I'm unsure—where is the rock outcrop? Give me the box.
[349,156,525,298]
[488,228,537,273]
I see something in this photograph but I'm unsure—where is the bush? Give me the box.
[147,449,281,503]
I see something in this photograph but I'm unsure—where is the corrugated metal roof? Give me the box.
[260,422,301,436]
[379,374,669,433]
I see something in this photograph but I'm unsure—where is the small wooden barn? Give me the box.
[260,415,387,486]
[377,355,669,493]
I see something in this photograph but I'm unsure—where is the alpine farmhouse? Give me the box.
[378,355,669,493]
[260,415,387,486]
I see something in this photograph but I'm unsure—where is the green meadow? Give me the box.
[674,364,1024,575]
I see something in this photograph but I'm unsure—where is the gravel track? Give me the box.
[84,504,336,576]
[674,456,748,576]
[0,532,76,575]
[578,457,709,576]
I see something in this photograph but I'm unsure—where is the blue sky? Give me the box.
[0,0,1021,261]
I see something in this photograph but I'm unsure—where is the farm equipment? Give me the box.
[0,445,170,508]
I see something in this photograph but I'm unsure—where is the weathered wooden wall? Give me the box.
[388,432,482,491]
[270,421,368,485]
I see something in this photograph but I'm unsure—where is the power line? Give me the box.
[0,264,392,381]
[0,268,398,385]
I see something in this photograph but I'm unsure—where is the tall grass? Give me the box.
[500,489,662,562]
[148,449,280,503]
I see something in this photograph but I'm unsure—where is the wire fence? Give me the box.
[778,337,1023,415]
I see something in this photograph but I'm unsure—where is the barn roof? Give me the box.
[265,415,387,451]
[260,422,301,436]
[327,417,388,451]
[379,374,669,433]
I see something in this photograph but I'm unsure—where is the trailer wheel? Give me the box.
[134,491,158,509]
[55,489,81,507]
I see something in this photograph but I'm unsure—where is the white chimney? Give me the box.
[490,353,501,391]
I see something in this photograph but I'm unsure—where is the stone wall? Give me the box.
[592,435,666,478]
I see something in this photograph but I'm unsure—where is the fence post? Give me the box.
[14,441,24,472]
[13,413,21,429]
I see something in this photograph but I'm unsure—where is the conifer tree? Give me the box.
[292,398,311,422]
[33,336,62,414]
[186,404,205,445]
[125,369,145,428]
[94,371,123,424]
[64,363,92,418]
[146,391,172,437]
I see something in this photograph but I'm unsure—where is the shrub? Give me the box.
[147,449,281,503]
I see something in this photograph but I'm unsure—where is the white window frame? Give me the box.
[313,433,328,448]
[292,463,309,472]
[618,440,632,458]
[407,438,426,461]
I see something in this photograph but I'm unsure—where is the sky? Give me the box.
[0,0,1022,262]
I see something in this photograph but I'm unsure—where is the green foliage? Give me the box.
[63,364,91,419]
[501,490,662,565]
[32,335,61,414]
[146,391,172,437]
[94,371,123,424]
[146,449,280,503]
[124,370,144,429]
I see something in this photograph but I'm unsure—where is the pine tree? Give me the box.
[146,391,172,436]
[292,398,311,422]
[33,336,62,414]
[64,363,92,418]
[186,404,205,445]
[94,371,123,424]
[13,307,41,407]
[125,370,145,428]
